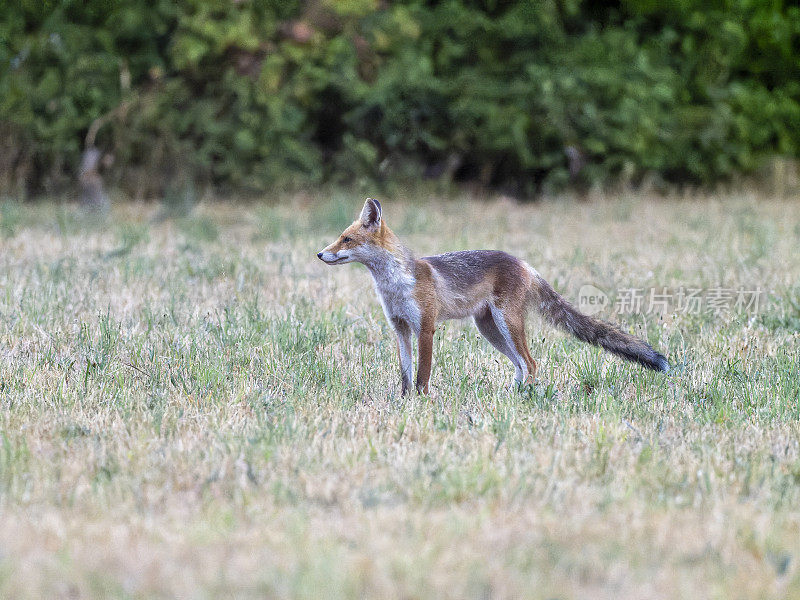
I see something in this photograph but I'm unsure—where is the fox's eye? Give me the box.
[342,236,352,243]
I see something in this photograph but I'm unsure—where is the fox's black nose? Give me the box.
[317,252,323,259]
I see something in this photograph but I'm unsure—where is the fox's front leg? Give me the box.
[393,319,413,396]
[416,320,434,395]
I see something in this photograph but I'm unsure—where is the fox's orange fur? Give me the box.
[318,198,668,396]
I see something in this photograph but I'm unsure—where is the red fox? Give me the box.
[318,198,669,396]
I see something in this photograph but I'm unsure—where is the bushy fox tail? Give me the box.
[528,274,669,372]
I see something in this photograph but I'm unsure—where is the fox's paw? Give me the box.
[509,379,535,394]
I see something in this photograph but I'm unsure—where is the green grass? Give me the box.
[0,193,799,598]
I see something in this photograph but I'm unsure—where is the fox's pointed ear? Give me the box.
[360,197,382,228]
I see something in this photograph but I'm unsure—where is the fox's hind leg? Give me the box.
[503,309,537,385]
[474,308,525,383]
[484,303,537,386]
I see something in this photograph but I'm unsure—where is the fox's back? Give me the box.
[420,250,531,320]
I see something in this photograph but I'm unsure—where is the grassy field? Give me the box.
[0,192,799,599]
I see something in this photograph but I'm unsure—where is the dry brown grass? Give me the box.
[0,192,798,598]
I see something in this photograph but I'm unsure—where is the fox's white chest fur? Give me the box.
[366,251,421,335]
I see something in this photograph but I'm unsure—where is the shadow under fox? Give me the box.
[318,198,669,396]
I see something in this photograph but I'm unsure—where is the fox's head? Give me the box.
[317,198,386,266]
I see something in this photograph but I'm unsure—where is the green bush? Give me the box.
[1,0,799,197]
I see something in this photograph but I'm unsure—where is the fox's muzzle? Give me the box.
[318,250,351,264]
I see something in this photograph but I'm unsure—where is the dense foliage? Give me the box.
[2,0,799,197]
